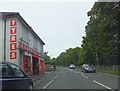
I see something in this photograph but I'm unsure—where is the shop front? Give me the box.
[19,42,44,77]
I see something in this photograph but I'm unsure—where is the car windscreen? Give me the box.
[84,64,94,68]
[89,65,95,68]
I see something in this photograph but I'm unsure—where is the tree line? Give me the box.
[82,2,119,66]
[45,2,119,66]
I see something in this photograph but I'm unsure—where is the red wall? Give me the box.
[39,60,45,74]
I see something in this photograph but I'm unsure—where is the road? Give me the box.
[33,67,119,90]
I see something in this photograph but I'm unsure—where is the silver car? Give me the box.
[81,64,96,73]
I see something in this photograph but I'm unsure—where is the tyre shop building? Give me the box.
[0,12,45,77]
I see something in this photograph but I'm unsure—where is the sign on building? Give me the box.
[10,19,17,60]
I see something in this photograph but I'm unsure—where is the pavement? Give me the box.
[32,72,51,82]
[33,74,42,82]
[32,67,58,83]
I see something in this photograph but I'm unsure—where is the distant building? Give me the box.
[0,12,45,77]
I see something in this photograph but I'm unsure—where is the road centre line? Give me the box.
[64,68,67,69]
[74,71,80,73]
[54,75,59,79]
[58,72,62,75]
[34,72,61,87]
[93,80,112,90]
[66,68,73,71]
[43,72,62,89]
[80,72,83,74]
[81,74,88,78]
[43,80,53,89]
[68,69,73,71]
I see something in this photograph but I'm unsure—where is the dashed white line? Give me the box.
[64,68,68,69]
[93,80,112,90]
[66,68,73,71]
[54,75,59,79]
[81,74,88,78]
[74,71,80,73]
[81,72,83,75]
[45,72,52,73]
[68,69,73,71]
[43,71,62,89]
[43,80,53,89]
[58,72,62,75]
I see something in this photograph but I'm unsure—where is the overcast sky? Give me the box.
[0,0,96,58]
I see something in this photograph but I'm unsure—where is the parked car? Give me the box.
[0,61,33,90]
[69,64,75,69]
[81,64,96,73]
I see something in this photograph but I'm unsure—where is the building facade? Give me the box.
[0,12,45,77]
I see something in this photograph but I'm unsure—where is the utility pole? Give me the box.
[96,51,99,68]
[93,31,99,68]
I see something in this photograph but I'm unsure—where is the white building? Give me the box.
[0,12,45,77]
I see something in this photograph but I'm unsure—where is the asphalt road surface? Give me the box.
[33,67,119,90]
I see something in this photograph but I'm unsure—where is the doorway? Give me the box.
[32,57,39,75]
[26,56,31,75]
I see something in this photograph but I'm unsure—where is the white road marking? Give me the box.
[43,80,53,89]
[45,72,52,74]
[105,73,119,78]
[58,72,62,75]
[93,80,112,90]
[43,71,62,89]
[65,68,73,71]
[74,71,80,73]
[81,72,84,75]
[54,75,59,79]
[81,74,88,78]
[33,81,41,86]
[64,68,68,69]
[68,69,73,71]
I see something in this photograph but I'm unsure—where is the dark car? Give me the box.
[81,64,96,73]
[0,61,33,90]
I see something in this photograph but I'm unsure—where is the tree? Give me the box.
[55,47,84,66]
[44,52,51,63]
[82,2,119,65]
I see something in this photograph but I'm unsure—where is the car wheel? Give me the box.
[28,84,33,91]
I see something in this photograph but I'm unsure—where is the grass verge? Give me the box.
[97,70,120,75]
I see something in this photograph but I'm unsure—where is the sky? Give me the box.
[0,0,96,58]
